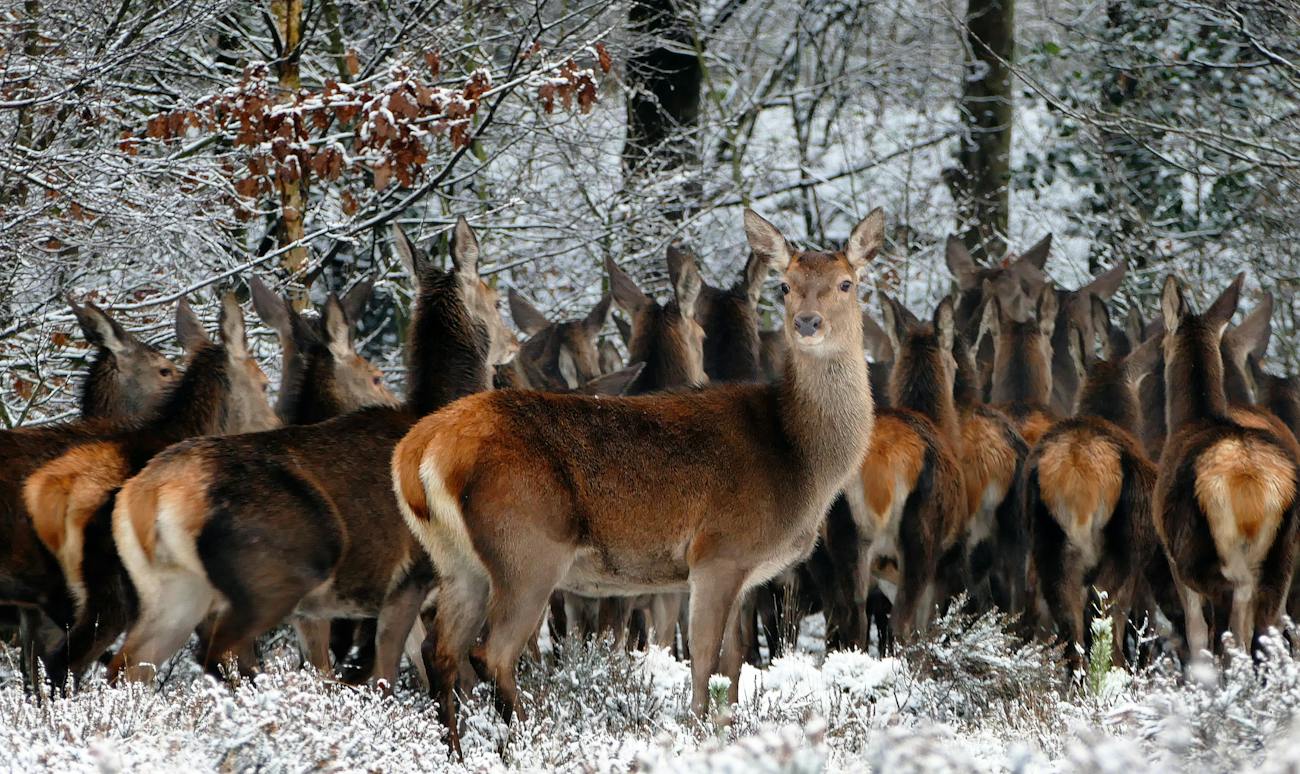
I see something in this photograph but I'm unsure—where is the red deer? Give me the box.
[1025,299,1160,671]
[5,299,182,687]
[1155,274,1300,658]
[945,234,1051,342]
[979,282,1059,447]
[395,208,881,752]
[107,219,513,689]
[505,289,613,391]
[13,293,278,688]
[949,330,1029,614]
[842,295,966,647]
[1044,264,1127,416]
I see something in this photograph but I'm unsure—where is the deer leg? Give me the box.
[718,594,747,706]
[649,593,682,651]
[428,570,490,757]
[294,618,333,675]
[480,568,569,725]
[372,583,426,693]
[687,564,748,717]
[18,608,44,694]
[1179,584,1209,661]
[109,575,214,684]
[404,614,430,691]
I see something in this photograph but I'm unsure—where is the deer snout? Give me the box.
[794,313,823,338]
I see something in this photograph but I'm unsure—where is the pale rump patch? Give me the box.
[1037,431,1123,567]
[23,442,129,610]
[960,413,1016,524]
[1194,437,1296,580]
[857,415,926,532]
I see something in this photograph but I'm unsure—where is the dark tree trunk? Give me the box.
[624,0,702,185]
[953,0,1014,262]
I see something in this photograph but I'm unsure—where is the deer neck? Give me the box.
[1164,327,1229,433]
[778,338,874,498]
[404,272,491,417]
[1076,363,1139,433]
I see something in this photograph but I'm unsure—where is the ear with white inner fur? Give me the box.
[508,288,551,337]
[1160,276,1186,337]
[249,276,292,340]
[605,256,651,316]
[450,216,480,281]
[743,209,793,274]
[672,256,704,321]
[879,295,904,362]
[741,250,771,307]
[945,236,977,291]
[845,208,885,273]
[860,307,894,363]
[1067,323,1089,384]
[70,298,134,356]
[322,294,353,360]
[584,294,613,340]
[934,295,956,354]
[1036,285,1059,339]
[218,292,249,359]
[175,298,210,353]
[977,285,1002,350]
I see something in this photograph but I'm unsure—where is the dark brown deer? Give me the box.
[395,208,881,753]
[67,298,182,422]
[842,295,966,646]
[14,294,278,687]
[107,219,513,690]
[1045,263,1127,416]
[1155,274,1300,657]
[505,289,612,391]
[945,234,1051,342]
[979,283,1059,447]
[1025,300,1160,671]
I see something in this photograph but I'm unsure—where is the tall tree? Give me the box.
[952,0,1014,261]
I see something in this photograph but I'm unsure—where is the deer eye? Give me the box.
[373,374,384,386]
[159,367,173,378]
[839,280,853,293]
[779,282,790,296]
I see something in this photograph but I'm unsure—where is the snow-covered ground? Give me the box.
[5,608,1300,772]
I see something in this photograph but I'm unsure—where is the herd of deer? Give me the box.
[2,208,1298,754]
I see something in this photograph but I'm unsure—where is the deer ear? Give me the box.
[613,313,633,347]
[665,244,699,295]
[1122,333,1162,386]
[1090,295,1115,358]
[218,292,249,359]
[934,296,956,354]
[977,285,1001,349]
[605,256,650,316]
[322,293,354,359]
[391,224,427,281]
[1067,323,1089,383]
[340,274,375,328]
[743,209,793,273]
[508,288,551,337]
[1160,275,1188,336]
[673,260,703,321]
[71,298,134,356]
[450,216,481,281]
[945,236,977,290]
[249,276,293,340]
[583,362,645,397]
[1125,306,1145,352]
[861,307,894,363]
[598,338,624,374]
[741,250,770,307]
[1016,233,1052,271]
[584,294,613,340]
[1225,291,1273,364]
[879,295,905,360]
[845,208,885,273]
[1036,285,1059,339]
[1082,261,1125,301]
[175,297,210,352]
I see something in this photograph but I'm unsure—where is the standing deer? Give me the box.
[395,208,881,753]
[979,283,1059,447]
[1044,263,1127,416]
[505,290,613,391]
[107,219,513,689]
[15,293,279,688]
[842,295,966,647]
[5,298,182,688]
[1025,300,1160,671]
[1155,274,1300,658]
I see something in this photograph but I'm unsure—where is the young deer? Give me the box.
[17,294,279,687]
[395,208,881,752]
[1156,274,1300,657]
[107,219,512,689]
[979,283,1059,447]
[67,298,182,422]
[842,295,966,647]
[1025,300,1160,671]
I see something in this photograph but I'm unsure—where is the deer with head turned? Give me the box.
[1025,297,1161,672]
[841,295,966,647]
[979,282,1060,447]
[395,208,881,753]
[4,299,183,688]
[506,289,613,391]
[12,293,279,688]
[106,219,513,690]
[1156,274,1300,658]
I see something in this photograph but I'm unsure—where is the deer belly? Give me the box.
[560,548,690,596]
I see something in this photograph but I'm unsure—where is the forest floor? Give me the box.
[2,607,1299,772]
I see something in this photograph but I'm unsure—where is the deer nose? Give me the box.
[794,313,823,337]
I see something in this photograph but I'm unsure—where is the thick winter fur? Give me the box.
[14,295,277,686]
[945,233,1051,343]
[843,296,965,645]
[396,208,881,754]
[606,250,706,392]
[1154,274,1300,657]
[68,297,181,422]
[1027,314,1159,672]
[980,283,1059,447]
[108,219,509,690]
[1045,263,1126,416]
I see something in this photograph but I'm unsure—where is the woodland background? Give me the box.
[2,0,1298,424]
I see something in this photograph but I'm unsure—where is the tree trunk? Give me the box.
[954,0,1014,262]
[624,0,702,189]
[272,0,309,307]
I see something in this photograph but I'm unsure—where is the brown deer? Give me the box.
[842,295,966,647]
[505,289,613,391]
[15,293,279,688]
[979,282,1059,447]
[1155,274,1300,658]
[1025,300,1160,671]
[67,297,182,422]
[945,234,1051,342]
[1045,263,1127,416]
[395,208,881,752]
[107,219,513,689]
[5,298,182,687]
